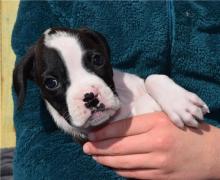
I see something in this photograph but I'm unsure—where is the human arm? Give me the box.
[83,112,220,179]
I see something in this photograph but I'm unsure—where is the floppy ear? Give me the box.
[13,47,35,109]
[78,27,111,56]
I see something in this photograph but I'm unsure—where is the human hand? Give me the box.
[83,112,220,179]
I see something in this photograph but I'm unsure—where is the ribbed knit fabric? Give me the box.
[12,1,220,179]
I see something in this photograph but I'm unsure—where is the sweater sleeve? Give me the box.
[12,2,124,180]
[169,1,220,127]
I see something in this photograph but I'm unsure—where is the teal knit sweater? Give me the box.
[12,1,220,179]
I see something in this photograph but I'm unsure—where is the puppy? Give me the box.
[13,27,209,143]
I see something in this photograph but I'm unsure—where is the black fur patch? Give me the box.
[13,27,116,126]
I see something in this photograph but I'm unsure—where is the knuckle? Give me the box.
[110,142,122,154]
[157,155,169,168]
[157,116,170,125]
[155,135,173,150]
[156,137,165,146]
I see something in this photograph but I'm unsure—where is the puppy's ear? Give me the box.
[78,27,111,56]
[13,47,35,109]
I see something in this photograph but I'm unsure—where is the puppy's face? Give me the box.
[13,28,120,134]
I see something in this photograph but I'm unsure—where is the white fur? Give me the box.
[44,29,120,128]
[111,70,161,122]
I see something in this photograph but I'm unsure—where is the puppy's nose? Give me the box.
[83,92,99,108]
[83,92,95,102]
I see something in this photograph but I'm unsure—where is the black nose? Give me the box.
[83,92,95,102]
[83,92,99,108]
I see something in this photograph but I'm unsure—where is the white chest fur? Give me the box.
[112,69,161,122]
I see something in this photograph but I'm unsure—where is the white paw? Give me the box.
[145,75,210,128]
[162,91,209,128]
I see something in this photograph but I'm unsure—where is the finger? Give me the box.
[88,112,168,141]
[83,133,157,155]
[115,169,163,180]
[92,153,160,169]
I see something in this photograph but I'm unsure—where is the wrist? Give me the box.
[202,124,220,179]
[145,74,168,95]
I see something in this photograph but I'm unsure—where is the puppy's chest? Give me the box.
[112,70,161,121]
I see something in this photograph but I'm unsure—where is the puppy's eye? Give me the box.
[44,77,60,90]
[91,54,104,67]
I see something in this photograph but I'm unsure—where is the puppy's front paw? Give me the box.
[164,92,209,128]
[145,75,210,128]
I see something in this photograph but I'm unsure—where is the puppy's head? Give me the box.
[13,27,120,134]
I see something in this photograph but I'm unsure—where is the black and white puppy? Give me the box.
[13,27,209,143]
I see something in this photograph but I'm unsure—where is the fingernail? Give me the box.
[92,156,97,161]
[88,133,96,141]
[83,144,91,155]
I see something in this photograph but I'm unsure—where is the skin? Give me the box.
[83,112,220,180]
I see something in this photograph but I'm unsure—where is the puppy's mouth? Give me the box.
[63,103,119,129]
[81,107,116,128]
[83,95,120,128]
[90,109,115,125]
